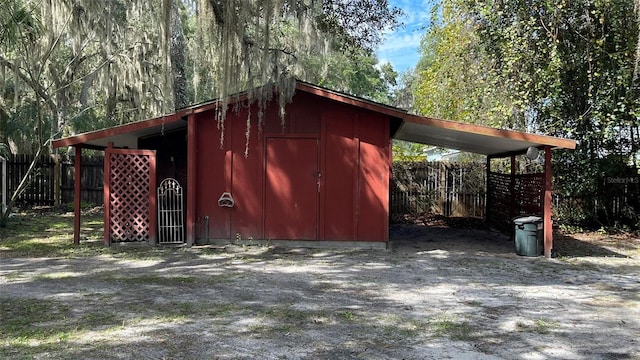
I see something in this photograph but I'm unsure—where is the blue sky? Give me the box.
[376,0,433,73]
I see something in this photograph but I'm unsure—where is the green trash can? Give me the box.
[513,216,543,256]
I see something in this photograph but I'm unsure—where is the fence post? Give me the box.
[485,159,491,220]
[509,155,516,220]
[543,146,553,258]
[53,152,61,206]
[439,162,446,215]
[74,146,82,245]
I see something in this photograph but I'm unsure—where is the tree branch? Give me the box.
[0,55,58,118]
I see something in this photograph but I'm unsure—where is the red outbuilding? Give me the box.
[53,80,576,256]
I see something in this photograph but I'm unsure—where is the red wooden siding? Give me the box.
[195,111,231,239]
[231,107,265,239]
[193,91,391,243]
[322,110,357,240]
[265,138,319,239]
[357,113,390,241]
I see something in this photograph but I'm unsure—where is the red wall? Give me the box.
[193,91,390,242]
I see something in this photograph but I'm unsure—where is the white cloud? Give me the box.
[378,32,423,52]
[375,0,433,72]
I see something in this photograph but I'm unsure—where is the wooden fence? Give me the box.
[485,171,545,233]
[6,154,57,206]
[60,155,104,206]
[5,154,104,207]
[5,155,637,229]
[391,161,486,220]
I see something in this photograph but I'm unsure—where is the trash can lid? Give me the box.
[513,216,543,224]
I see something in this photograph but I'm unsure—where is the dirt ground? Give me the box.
[1,217,639,359]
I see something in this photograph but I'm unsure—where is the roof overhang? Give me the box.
[394,114,576,156]
[52,111,189,150]
[52,80,577,155]
[295,81,576,156]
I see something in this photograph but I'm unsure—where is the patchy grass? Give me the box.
[97,273,197,286]
[80,311,123,328]
[0,297,79,356]
[95,272,235,287]
[0,295,244,357]
[0,209,638,359]
[515,318,559,334]
[0,209,230,260]
[261,306,322,323]
[379,316,426,340]
[337,310,357,321]
[0,210,104,258]
[430,313,474,341]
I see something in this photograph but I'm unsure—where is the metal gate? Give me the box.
[157,178,184,244]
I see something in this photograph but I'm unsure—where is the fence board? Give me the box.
[4,154,104,207]
[60,155,104,206]
[6,154,56,206]
[391,161,486,221]
[3,155,636,229]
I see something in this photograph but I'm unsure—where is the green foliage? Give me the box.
[415,0,640,229]
[392,140,427,161]
[315,0,403,51]
[0,0,401,156]
[302,48,398,104]
[414,2,515,127]
[0,0,41,49]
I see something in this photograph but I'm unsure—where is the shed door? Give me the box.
[265,138,319,240]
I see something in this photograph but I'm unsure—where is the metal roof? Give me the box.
[394,114,576,156]
[52,81,576,155]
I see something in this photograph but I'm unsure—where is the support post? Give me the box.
[73,146,82,245]
[1,155,6,214]
[53,151,61,206]
[485,156,491,225]
[509,155,517,221]
[148,152,157,245]
[103,142,113,246]
[543,146,553,258]
[186,114,196,246]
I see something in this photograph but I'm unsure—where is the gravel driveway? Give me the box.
[1,224,638,359]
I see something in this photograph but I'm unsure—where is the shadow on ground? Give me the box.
[390,215,636,259]
[553,233,634,258]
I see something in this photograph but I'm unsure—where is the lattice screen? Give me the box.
[487,172,544,232]
[487,172,511,232]
[106,151,155,243]
[515,174,544,215]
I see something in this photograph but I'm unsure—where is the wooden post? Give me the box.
[103,142,113,246]
[509,155,517,221]
[53,152,61,206]
[439,162,446,215]
[543,146,553,258]
[148,152,157,245]
[485,156,491,224]
[73,146,82,245]
[186,114,196,246]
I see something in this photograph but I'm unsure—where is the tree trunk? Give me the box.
[171,0,187,110]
